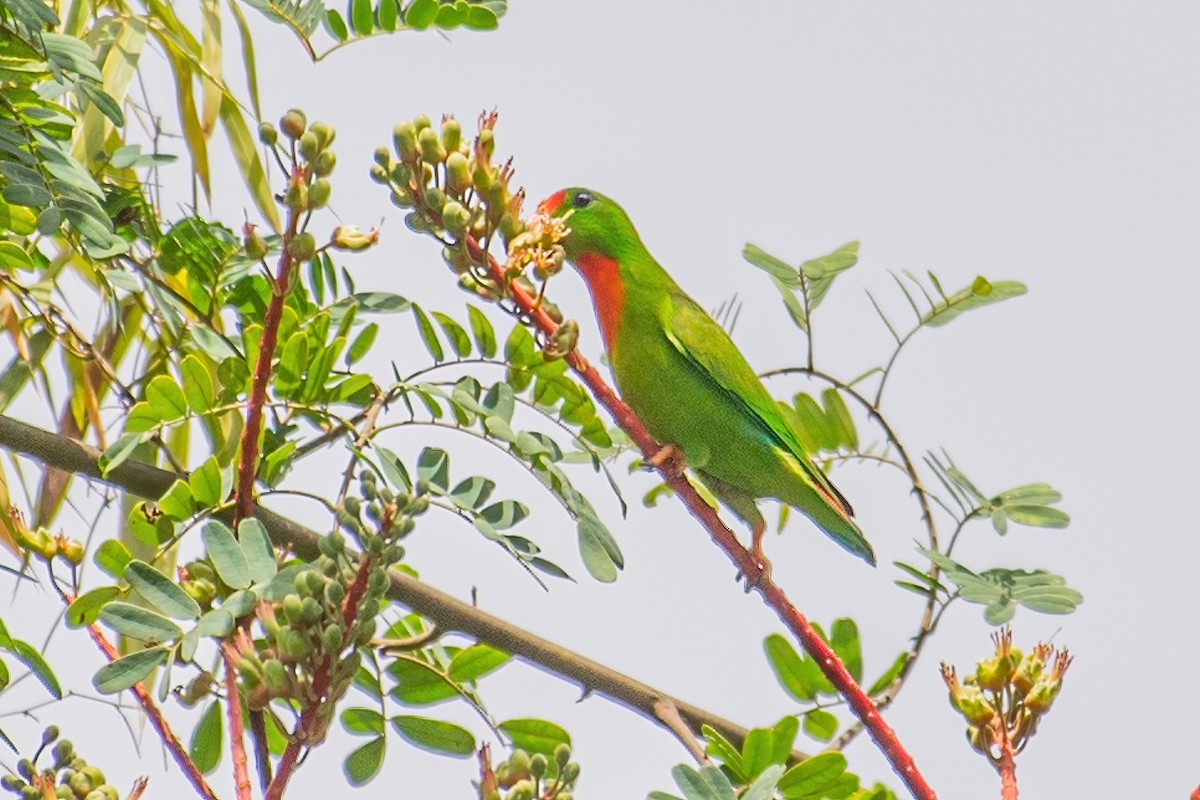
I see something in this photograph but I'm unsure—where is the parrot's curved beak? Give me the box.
[536,189,566,217]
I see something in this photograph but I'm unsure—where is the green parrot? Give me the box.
[536,188,876,572]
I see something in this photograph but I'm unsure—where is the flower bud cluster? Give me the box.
[0,727,122,800]
[3,507,84,567]
[375,111,528,301]
[940,627,1072,763]
[481,744,580,800]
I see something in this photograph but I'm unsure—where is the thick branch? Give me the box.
[0,413,772,760]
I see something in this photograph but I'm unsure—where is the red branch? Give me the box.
[995,730,1018,800]
[64,592,219,800]
[235,197,303,522]
[470,237,938,800]
[220,640,254,800]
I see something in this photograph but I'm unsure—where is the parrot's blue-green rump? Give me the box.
[537,188,875,570]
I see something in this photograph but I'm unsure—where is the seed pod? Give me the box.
[280,109,306,139]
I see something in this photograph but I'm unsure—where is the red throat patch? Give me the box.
[574,252,624,354]
[537,190,566,216]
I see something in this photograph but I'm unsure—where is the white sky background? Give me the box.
[6,2,1200,798]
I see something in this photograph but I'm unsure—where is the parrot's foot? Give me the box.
[736,547,773,592]
[645,444,686,478]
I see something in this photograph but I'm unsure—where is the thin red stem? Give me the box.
[63,592,219,800]
[995,732,1018,800]
[236,193,303,522]
[221,640,254,800]
[467,235,938,800]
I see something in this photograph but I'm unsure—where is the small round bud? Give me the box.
[442,200,470,238]
[1,775,24,791]
[60,538,84,565]
[68,771,94,796]
[15,760,32,782]
[298,130,320,161]
[424,187,446,214]
[308,178,331,209]
[369,164,389,184]
[561,762,580,783]
[312,150,337,176]
[283,181,308,210]
[418,127,446,164]
[324,580,346,606]
[301,596,323,624]
[389,162,412,186]
[529,753,547,780]
[445,152,472,195]
[506,779,535,800]
[280,109,307,139]
[553,743,571,769]
[373,146,391,168]
[440,117,462,154]
[508,749,530,777]
[410,495,430,515]
[343,496,362,517]
[51,740,74,768]
[412,114,432,132]
[263,659,289,694]
[310,121,335,149]
[393,121,419,163]
[243,225,269,260]
[287,231,317,261]
[477,128,495,157]
[322,623,344,653]
[41,726,59,746]
[258,122,278,146]
[283,594,304,623]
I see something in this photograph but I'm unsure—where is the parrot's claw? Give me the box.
[645,444,686,478]
[736,549,773,592]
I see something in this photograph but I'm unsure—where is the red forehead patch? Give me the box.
[537,189,567,216]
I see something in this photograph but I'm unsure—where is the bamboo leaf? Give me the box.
[217,94,281,231]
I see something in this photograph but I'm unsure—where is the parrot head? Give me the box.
[536,187,641,262]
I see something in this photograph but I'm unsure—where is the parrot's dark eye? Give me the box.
[572,191,593,209]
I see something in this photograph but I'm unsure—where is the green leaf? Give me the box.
[217,94,281,231]
[344,291,410,313]
[801,709,838,742]
[829,618,861,683]
[464,4,498,29]
[479,499,527,529]
[741,727,774,779]
[202,520,251,589]
[447,643,509,682]
[390,715,475,756]
[343,736,385,786]
[378,0,398,30]
[743,244,797,285]
[412,304,443,362]
[416,447,449,492]
[180,354,216,412]
[776,752,848,799]
[922,276,1027,327]
[190,701,223,774]
[375,446,412,491]
[800,240,858,311]
[346,322,378,365]
[100,431,147,473]
[125,559,201,620]
[100,602,183,643]
[764,634,825,701]
[93,646,169,693]
[769,716,799,765]
[94,539,133,579]
[466,305,496,357]
[701,725,746,782]
[404,0,438,28]
[1003,505,1070,528]
[341,707,385,735]
[432,311,471,357]
[66,585,121,627]
[866,652,908,695]
[350,0,374,34]
[576,515,619,583]
[387,657,458,705]
[157,478,195,520]
[189,456,222,507]
[324,8,349,40]
[238,518,277,583]
[6,638,61,699]
[2,182,52,208]
[497,718,570,756]
[196,608,234,638]
[146,374,188,420]
[449,476,494,509]
[672,764,736,800]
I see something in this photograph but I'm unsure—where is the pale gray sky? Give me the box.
[8,2,1200,798]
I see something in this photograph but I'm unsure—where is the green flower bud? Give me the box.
[279,629,310,662]
[301,596,324,624]
[323,623,344,653]
[418,126,446,164]
[323,559,341,578]
[258,122,278,145]
[185,559,216,582]
[412,113,432,132]
[308,178,331,208]
[1,775,24,792]
[60,538,84,565]
[561,762,580,783]
[310,121,335,150]
[280,109,307,140]
[288,231,316,261]
[367,569,388,595]
[41,725,59,746]
[389,162,413,186]
[283,181,308,211]
[442,200,470,238]
[353,619,376,647]
[441,117,462,154]
[243,224,269,260]
[498,212,525,246]
[506,779,535,800]
[383,543,404,562]
[306,570,326,594]
[312,149,337,176]
[237,657,263,687]
[410,495,430,515]
[15,760,32,782]
[369,164,389,184]
[445,151,471,195]
[263,659,289,694]
[68,771,94,796]
[553,743,571,769]
[325,580,346,606]
[283,594,304,623]
[84,788,119,800]
[424,186,446,214]
[343,496,362,517]
[472,163,494,192]
[508,749,530,778]
[442,244,472,275]
[529,753,547,780]
[393,121,419,163]
[396,517,415,537]
[373,146,391,168]
[298,130,320,161]
[543,319,577,360]
[477,128,495,157]
[330,225,380,251]
[58,785,76,800]
[52,740,74,769]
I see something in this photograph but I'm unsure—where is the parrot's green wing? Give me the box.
[662,290,854,516]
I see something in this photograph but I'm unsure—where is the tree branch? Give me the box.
[0,413,777,762]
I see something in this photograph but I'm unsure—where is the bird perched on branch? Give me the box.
[535,188,875,577]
